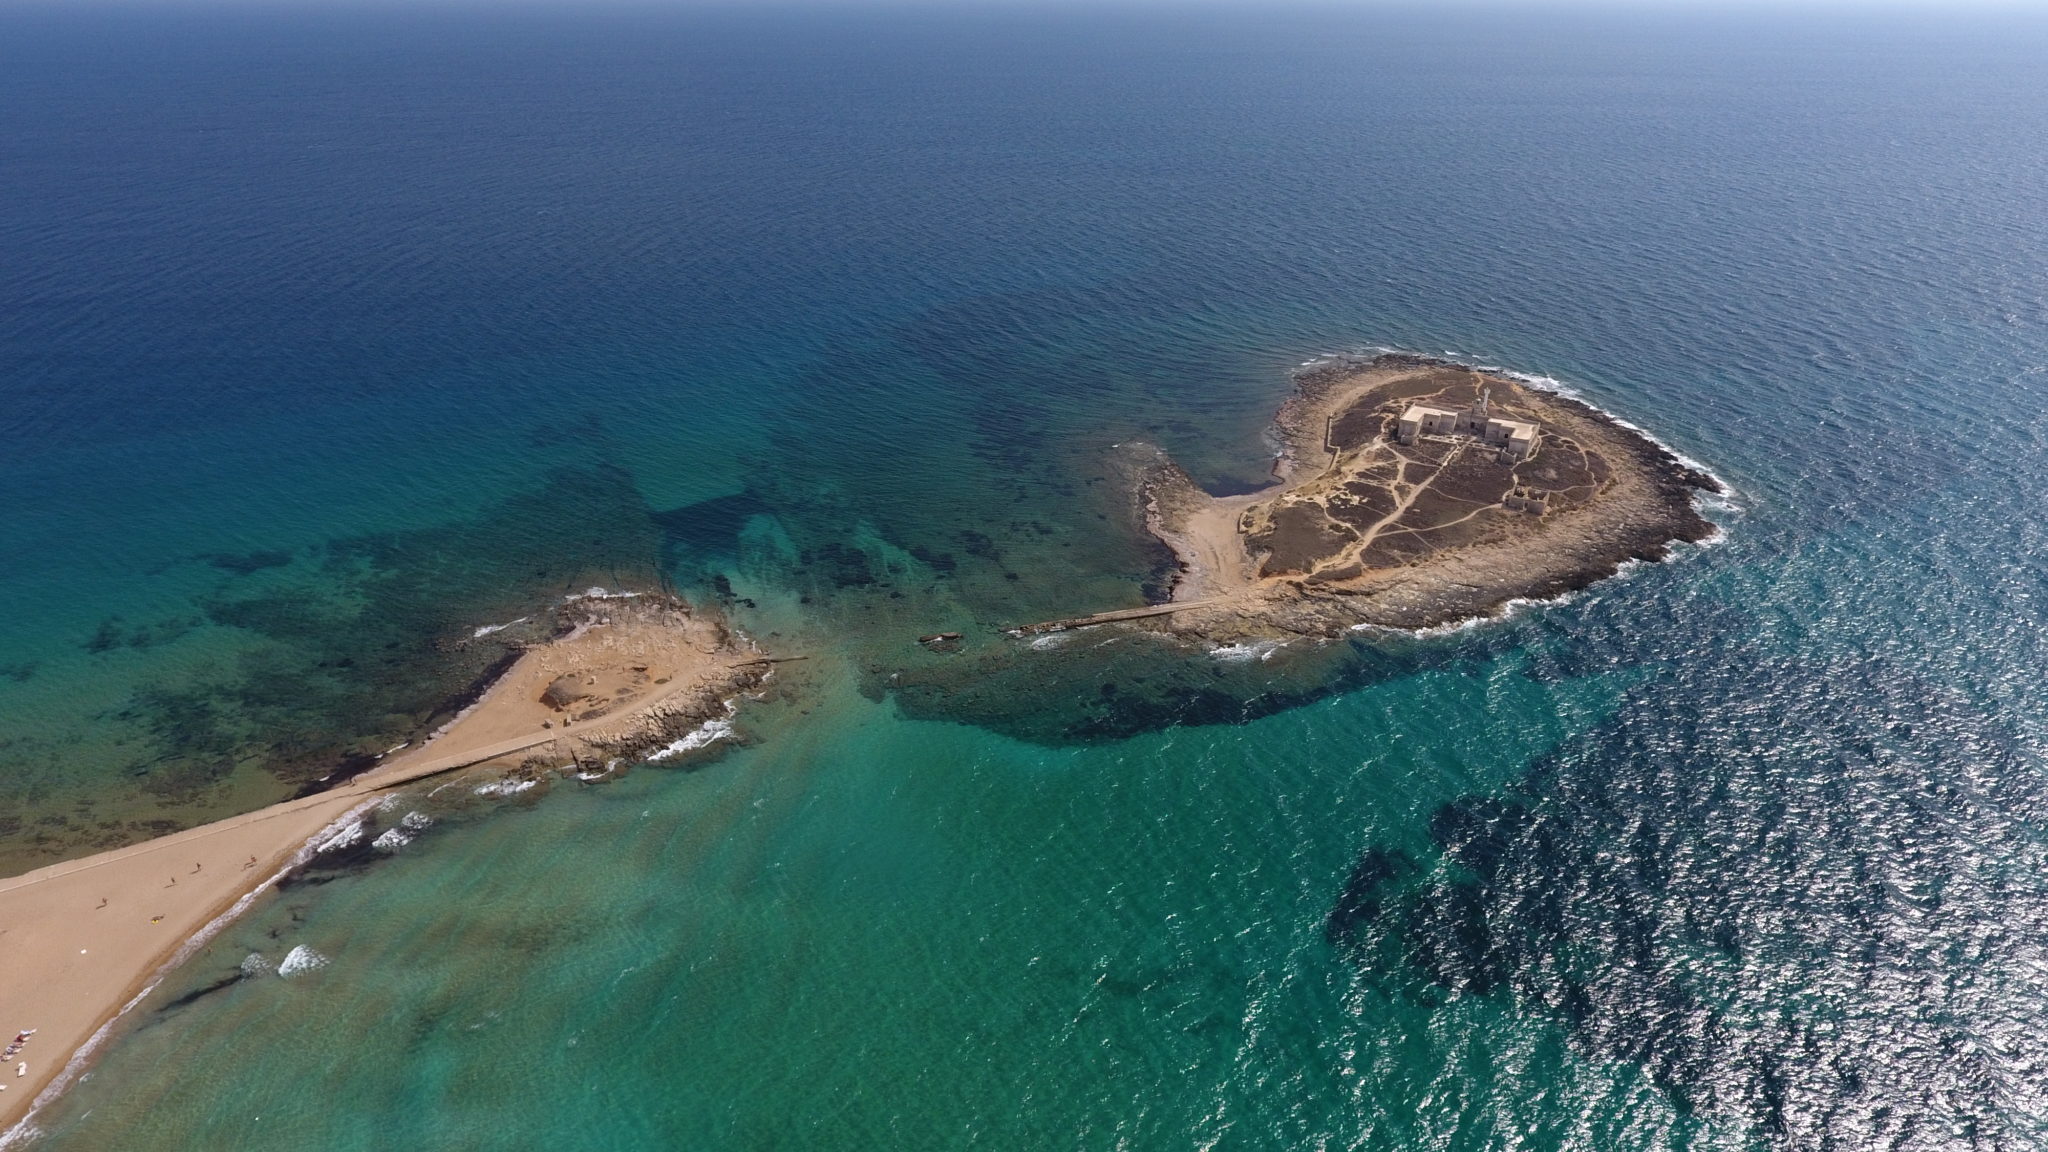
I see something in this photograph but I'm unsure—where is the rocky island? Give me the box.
[1040,354,1723,641]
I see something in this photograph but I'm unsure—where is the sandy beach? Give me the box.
[0,593,767,1140]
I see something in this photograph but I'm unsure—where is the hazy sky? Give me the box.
[3,0,2045,11]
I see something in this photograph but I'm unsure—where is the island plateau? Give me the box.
[1073,354,1722,641]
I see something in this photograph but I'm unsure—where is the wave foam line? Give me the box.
[645,700,740,762]
[470,616,528,639]
[564,587,642,602]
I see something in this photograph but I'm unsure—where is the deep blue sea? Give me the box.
[5,4,2048,1148]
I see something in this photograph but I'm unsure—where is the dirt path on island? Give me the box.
[1049,355,1721,643]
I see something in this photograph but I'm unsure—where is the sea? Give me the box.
[4,4,2047,1148]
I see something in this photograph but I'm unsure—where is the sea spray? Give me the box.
[565,588,643,602]
[472,779,538,798]
[470,616,529,639]
[276,946,328,978]
[1209,639,1285,663]
[313,820,365,855]
[645,716,736,762]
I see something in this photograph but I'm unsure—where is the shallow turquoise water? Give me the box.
[7,5,2048,1148]
[42,654,1656,1149]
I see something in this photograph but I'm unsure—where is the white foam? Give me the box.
[565,587,642,602]
[1028,632,1072,651]
[472,779,537,797]
[313,820,365,854]
[371,828,413,852]
[240,953,272,978]
[276,946,328,978]
[400,811,433,832]
[1210,639,1284,663]
[1351,555,1664,640]
[470,616,529,639]
[1423,593,1556,636]
[645,716,736,762]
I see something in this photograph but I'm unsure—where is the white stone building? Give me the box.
[1483,417,1539,461]
[1395,387,1541,461]
[1396,405,1460,444]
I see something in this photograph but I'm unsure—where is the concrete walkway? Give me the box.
[1005,597,1229,636]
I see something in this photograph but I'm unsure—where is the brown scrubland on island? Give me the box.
[0,593,766,1137]
[1026,354,1721,642]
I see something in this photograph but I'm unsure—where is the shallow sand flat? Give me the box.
[1144,475,1261,603]
[0,596,762,1138]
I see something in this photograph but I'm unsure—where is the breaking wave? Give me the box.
[645,716,736,762]
[276,946,328,978]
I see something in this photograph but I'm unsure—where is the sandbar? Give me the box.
[0,592,767,1140]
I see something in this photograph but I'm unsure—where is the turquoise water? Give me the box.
[7,5,2048,1147]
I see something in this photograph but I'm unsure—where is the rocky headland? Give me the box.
[1077,354,1723,642]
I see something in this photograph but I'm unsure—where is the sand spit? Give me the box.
[0,593,767,1140]
[1024,354,1721,643]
